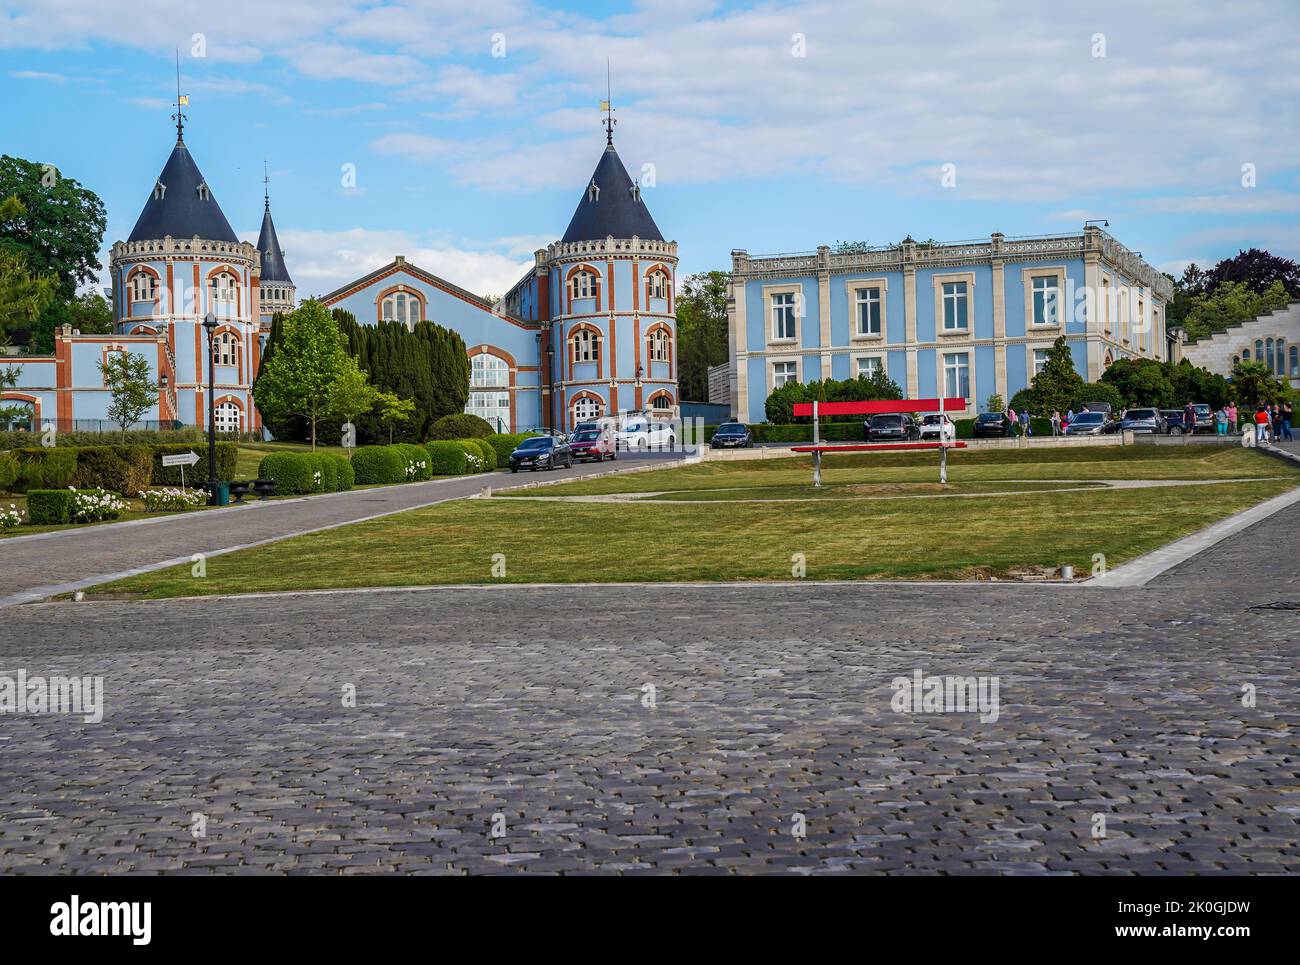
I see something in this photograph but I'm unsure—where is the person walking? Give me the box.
[1215,406,1228,436]
[1006,406,1018,438]
[1283,401,1294,441]
[1020,409,1033,437]
[1272,404,1283,441]
[1051,409,1062,436]
[1255,405,1271,444]
[1066,407,1075,428]
[1183,401,1196,436]
[1227,401,1237,433]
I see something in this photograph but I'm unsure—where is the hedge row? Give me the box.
[26,488,76,525]
[699,418,1063,444]
[256,451,355,494]
[1,443,237,495]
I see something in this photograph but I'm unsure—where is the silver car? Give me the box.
[1119,407,1167,434]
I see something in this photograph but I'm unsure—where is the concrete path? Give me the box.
[0,454,681,608]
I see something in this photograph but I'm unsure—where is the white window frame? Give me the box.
[570,270,600,302]
[854,286,883,337]
[130,272,156,302]
[572,328,601,364]
[942,351,970,401]
[381,291,421,330]
[573,396,602,422]
[771,359,798,389]
[770,292,798,341]
[1031,346,1051,377]
[214,401,241,433]
[466,390,510,430]
[647,328,670,363]
[471,352,509,388]
[1023,269,1063,328]
[645,270,669,301]
[215,331,239,367]
[933,272,974,335]
[855,355,884,379]
[209,271,238,306]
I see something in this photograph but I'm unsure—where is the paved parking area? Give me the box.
[0,501,1296,874]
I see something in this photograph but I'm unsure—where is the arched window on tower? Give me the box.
[573,396,602,423]
[381,291,422,330]
[209,271,238,314]
[645,269,669,302]
[214,331,239,367]
[569,269,600,303]
[647,327,670,363]
[571,328,601,364]
[130,271,156,302]
[214,401,241,433]
[650,394,673,412]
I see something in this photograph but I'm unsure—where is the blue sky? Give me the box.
[3,0,1299,300]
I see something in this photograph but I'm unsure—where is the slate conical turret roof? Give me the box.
[561,140,663,244]
[256,197,293,284]
[127,134,239,244]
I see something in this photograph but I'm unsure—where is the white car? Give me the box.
[616,419,678,451]
[918,414,956,441]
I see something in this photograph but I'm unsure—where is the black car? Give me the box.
[710,422,754,448]
[508,435,573,472]
[1161,409,1187,435]
[865,413,920,442]
[972,412,1013,438]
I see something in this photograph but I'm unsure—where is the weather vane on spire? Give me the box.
[171,49,189,142]
[599,58,616,145]
[263,159,270,209]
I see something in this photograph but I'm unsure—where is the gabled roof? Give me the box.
[256,201,293,284]
[319,256,535,328]
[127,137,239,244]
[561,142,662,243]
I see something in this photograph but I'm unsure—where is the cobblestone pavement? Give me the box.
[0,453,680,606]
[0,505,1296,874]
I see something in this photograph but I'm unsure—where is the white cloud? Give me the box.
[10,69,65,82]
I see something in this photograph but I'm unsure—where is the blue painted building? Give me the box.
[727,228,1174,422]
[325,124,680,433]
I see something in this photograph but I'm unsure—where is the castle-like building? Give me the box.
[4,108,678,437]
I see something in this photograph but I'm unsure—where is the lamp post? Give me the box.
[202,311,218,500]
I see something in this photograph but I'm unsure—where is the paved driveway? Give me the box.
[0,502,1296,874]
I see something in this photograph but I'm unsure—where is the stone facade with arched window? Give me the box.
[1181,300,1300,388]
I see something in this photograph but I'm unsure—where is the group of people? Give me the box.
[1247,401,1294,444]
[1000,401,1295,442]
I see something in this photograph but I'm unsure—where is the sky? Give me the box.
[2,0,1299,301]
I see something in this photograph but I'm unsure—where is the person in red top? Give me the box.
[1255,405,1272,444]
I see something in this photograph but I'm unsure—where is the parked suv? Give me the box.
[568,426,615,462]
[918,414,956,441]
[1119,407,1167,434]
[865,413,920,442]
[616,418,677,451]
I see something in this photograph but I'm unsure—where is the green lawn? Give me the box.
[235,441,349,479]
[85,446,1298,597]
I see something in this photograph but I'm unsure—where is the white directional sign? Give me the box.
[161,451,200,467]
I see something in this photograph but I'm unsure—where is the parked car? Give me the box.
[1119,407,1167,434]
[865,413,920,442]
[1162,409,1187,435]
[1191,403,1214,433]
[1064,411,1110,435]
[616,418,677,451]
[508,435,573,472]
[710,422,754,448]
[972,412,1013,438]
[917,414,956,441]
[568,426,615,462]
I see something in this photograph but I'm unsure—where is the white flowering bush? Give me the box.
[69,487,128,523]
[141,488,207,512]
[405,458,428,480]
[464,453,482,472]
[0,503,24,531]
[313,469,323,490]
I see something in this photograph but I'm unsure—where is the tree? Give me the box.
[1022,335,1084,414]
[98,351,157,440]
[0,157,107,299]
[984,393,1004,415]
[1230,360,1282,409]
[375,391,415,444]
[674,271,729,402]
[327,362,378,435]
[254,299,352,449]
[1180,280,1291,343]
[1204,248,1300,299]
[763,372,903,423]
[0,247,56,343]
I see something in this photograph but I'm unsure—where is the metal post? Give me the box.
[939,444,948,484]
[812,399,819,446]
[813,449,822,488]
[202,312,217,497]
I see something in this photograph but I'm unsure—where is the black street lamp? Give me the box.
[202,311,218,500]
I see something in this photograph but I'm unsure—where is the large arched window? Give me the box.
[381,291,422,330]
[1266,338,1276,373]
[645,269,669,302]
[214,331,239,367]
[647,327,670,363]
[573,396,602,423]
[571,328,601,364]
[214,401,241,433]
[569,269,600,302]
[1277,338,1286,374]
[209,271,238,308]
[650,393,673,412]
[471,353,509,388]
[1291,345,1299,378]
[130,271,156,302]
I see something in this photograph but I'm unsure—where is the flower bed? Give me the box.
[0,503,24,531]
[141,487,208,512]
[70,487,129,523]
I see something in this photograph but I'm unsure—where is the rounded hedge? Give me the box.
[351,445,406,485]
[428,413,494,440]
[309,453,338,492]
[258,452,318,494]
[393,442,432,481]
[332,454,355,491]
[450,439,486,472]
[484,433,531,466]
[465,438,496,470]
[424,440,469,475]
